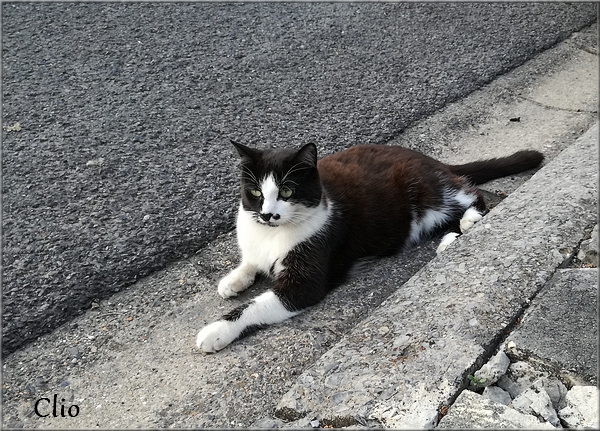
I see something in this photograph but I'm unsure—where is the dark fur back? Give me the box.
[317,145,468,284]
[317,145,543,288]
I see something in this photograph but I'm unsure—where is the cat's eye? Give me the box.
[250,189,262,197]
[279,187,293,198]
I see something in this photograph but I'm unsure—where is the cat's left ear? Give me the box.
[293,143,318,168]
[231,139,261,162]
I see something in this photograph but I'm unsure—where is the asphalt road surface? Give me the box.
[2,3,597,356]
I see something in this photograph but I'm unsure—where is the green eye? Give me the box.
[250,189,262,197]
[279,187,293,198]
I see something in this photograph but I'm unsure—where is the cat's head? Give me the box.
[231,140,322,227]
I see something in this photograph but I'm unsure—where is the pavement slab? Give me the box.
[506,268,599,386]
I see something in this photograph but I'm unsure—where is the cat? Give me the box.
[196,140,543,352]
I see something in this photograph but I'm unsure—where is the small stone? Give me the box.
[377,326,389,335]
[66,347,80,359]
[559,386,599,428]
[558,405,585,428]
[310,419,320,428]
[512,387,560,427]
[85,158,105,166]
[3,122,21,132]
[473,350,510,387]
[533,377,567,411]
[497,361,540,398]
[482,385,512,405]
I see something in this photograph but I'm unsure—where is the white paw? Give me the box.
[196,321,238,353]
[460,208,483,233]
[437,232,460,254]
[217,267,255,298]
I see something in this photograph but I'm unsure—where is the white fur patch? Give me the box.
[196,291,299,353]
[259,174,283,222]
[410,207,452,244]
[236,199,331,275]
[409,188,479,244]
[453,190,476,207]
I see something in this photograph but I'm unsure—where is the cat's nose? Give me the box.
[260,213,280,221]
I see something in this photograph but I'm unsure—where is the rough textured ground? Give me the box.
[2,3,597,355]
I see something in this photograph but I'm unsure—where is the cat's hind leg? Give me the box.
[217,262,258,298]
[436,232,460,254]
[459,207,483,233]
[436,206,484,254]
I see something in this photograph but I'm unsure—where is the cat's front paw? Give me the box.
[217,267,255,298]
[196,321,238,353]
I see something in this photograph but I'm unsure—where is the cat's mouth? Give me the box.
[256,219,280,227]
[254,212,284,227]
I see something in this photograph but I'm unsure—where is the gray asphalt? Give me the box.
[2,3,597,356]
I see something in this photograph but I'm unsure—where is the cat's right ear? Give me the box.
[293,143,318,168]
[231,139,259,162]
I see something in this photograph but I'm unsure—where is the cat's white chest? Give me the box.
[236,202,330,275]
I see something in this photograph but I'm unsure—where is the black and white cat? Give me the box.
[196,141,543,352]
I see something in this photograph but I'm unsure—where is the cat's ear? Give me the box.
[293,143,318,168]
[231,139,260,162]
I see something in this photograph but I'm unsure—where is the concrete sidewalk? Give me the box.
[2,22,597,430]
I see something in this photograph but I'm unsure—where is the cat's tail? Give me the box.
[447,150,544,185]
